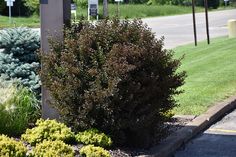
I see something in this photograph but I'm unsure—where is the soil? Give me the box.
[109,115,196,157]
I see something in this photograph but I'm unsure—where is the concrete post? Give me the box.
[40,0,71,119]
[228,19,236,38]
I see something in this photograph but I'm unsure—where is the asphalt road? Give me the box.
[142,9,236,49]
[174,109,236,157]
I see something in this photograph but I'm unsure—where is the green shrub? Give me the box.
[0,27,40,96]
[31,140,74,157]
[0,81,40,136]
[0,134,27,157]
[76,129,112,148]
[21,119,75,146]
[40,19,185,147]
[80,145,110,157]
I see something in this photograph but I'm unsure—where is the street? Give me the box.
[174,109,236,157]
[142,9,236,49]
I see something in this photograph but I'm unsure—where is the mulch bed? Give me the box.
[14,115,195,157]
[109,115,196,157]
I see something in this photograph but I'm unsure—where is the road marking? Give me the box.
[208,128,236,133]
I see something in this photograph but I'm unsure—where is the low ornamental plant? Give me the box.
[21,119,75,146]
[0,134,27,157]
[0,81,40,136]
[76,128,112,148]
[40,19,186,147]
[31,140,75,157]
[80,145,111,157]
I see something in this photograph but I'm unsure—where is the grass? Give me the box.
[76,4,204,19]
[0,15,39,29]
[0,82,40,136]
[173,37,236,115]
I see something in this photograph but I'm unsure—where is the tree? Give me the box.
[23,0,40,15]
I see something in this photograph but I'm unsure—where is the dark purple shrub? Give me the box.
[40,19,186,148]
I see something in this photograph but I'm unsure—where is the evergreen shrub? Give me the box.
[0,27,40,96]
[0,134,27,157]
[76,128,112,148]
[40,19,186,147]
[21,119,75,146]
[31,140,75,157]
[80,145,111,157]
[0,81,40,136]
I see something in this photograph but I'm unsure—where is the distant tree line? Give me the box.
[0,0,38,16]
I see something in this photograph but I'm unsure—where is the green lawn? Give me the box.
[0,15,39,29]
[173,37,236,115]
[76,4,204,19]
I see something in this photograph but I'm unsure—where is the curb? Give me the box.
[139,95,236,157]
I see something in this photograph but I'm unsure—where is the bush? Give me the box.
[80,145,111,157]
[41,19,185,147]
[0,134,27,157]
[0,27,41,96]
[21,119,75,146]
[76,129,112,148]
[31,140,74,157]
[0,81,40,136]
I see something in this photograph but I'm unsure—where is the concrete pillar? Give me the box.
[40,0,71,119]
[228,19,236,38]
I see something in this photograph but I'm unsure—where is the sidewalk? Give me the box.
[175,109,236,157]
[140,95,236,157]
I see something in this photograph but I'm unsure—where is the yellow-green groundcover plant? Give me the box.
[30,140,74,157]
[21,119,75,146]
[0,135,27,157]
[80,145,111,157]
